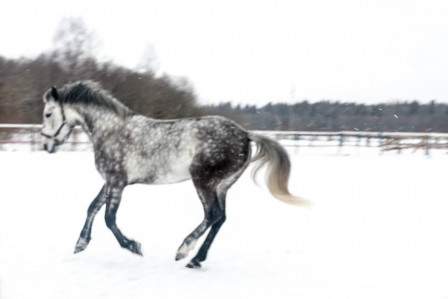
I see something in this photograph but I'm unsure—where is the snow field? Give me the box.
[0,148,448,298]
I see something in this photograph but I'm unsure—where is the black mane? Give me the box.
[57,81,134,118]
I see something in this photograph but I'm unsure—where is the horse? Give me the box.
[41,80,308,268]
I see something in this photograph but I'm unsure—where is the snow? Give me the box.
[1,147,448,299]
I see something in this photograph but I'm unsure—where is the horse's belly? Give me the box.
[153,167,191,184]
[126,156,192,185]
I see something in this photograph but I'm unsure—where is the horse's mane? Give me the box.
[57,81,134,118]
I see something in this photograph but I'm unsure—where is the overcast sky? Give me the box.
[1,0,448,106]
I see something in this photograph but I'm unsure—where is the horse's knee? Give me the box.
[104,199,120,229]
[87,201,101,215]
[105,212,116,229]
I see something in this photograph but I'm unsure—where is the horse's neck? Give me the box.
[77,107,128,141]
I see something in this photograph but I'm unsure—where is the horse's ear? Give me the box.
[51,86,59,101]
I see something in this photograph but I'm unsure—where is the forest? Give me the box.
[204,100,448,132]
[0,18,447,133]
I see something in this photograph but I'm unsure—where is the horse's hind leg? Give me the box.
[185,191,227,268]
[185,169,245,268]
[175,184,224,263]
[104,182,143,256]
[74,185,106,253]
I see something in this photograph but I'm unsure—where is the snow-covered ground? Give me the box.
[1,147,448,299]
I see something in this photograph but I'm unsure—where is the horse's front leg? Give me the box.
[104,181,143,256]
[74,185,106,253]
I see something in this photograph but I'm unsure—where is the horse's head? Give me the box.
[41,86,73,153]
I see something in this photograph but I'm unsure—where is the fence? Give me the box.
[249,130,448,155]
[0,124,91,152]
[1,124,448,155]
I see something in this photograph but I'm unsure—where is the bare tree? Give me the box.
[137,44,160,75]
[52,17,100,79]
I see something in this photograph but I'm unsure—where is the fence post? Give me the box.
[338,133,344,154]
[294,133,300,154]
[378,133,384,155]
[30,125,39,151]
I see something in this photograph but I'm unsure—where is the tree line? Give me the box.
[2,53,446,132]
[0,18,201,124]
[204,100,448,132]
[0,18,447,133]
[0,54,201,124]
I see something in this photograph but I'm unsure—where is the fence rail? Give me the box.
[0,124,91,151]
[1,124,448,155]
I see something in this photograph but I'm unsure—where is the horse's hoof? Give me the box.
[74,238,89,254]
[175,239,197,261]
[175,252,186,261]
[74,246,85,254]
[186,259,202,269]
[127,240,143,256]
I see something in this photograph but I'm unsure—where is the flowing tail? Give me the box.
[248,132,309,206]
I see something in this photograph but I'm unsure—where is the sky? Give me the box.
[1,0,448,106]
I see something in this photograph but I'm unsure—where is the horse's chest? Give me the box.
[94,153,125,181]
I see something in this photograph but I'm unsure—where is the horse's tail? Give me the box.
[248,132,309,206]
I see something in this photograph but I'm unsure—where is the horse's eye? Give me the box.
[45,113,52,118]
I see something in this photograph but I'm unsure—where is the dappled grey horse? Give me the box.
[41,81,307,268]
